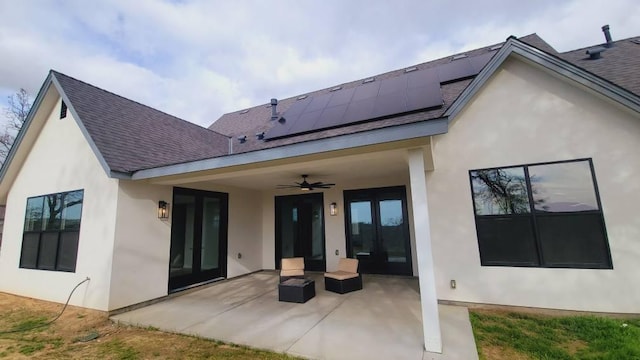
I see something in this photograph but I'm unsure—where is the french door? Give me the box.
[345,186,412,275]
[275,193,326,272]
[169,187,228,291]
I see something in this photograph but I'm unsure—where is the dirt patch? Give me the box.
[481,345,531,360]
[0,292,297,359]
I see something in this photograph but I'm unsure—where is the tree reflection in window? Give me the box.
[471,167,531,215]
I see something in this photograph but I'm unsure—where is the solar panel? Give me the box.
[327,87,355,107]
[264,52,493,140]
[437,58,476,83]
[352,81,380,101]
[314,104,348,130]
[469,52,494,73]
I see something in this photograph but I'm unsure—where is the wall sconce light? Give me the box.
[158,201,170,219]
[330,202,338,216]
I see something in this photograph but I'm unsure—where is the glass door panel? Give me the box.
[379,199,407,264]
[275,193,326,272]
[310,201,324,262]
[170,194,195,277]
[201,197,220,271]
[345,187,412,275]
[169,188,228,291]
[348,201,376,273]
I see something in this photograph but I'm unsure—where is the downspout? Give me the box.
[228,136,233,155]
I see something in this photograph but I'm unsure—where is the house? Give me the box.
[1,28,639,353]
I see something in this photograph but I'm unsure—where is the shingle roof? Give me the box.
[208,34,558,154]
[45,33,640,175]
[558,36,640,96]
[52,71,230,173]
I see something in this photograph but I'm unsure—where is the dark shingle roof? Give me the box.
[559,36,640,96]
[208,34,557,154]
[53,71,230,173]
[47,33,639,174]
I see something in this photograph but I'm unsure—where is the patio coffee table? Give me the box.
[278,278,315,303]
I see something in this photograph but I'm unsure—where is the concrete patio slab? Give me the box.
[112,272,478,360]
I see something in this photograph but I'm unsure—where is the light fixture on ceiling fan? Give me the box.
[277,174,335,191]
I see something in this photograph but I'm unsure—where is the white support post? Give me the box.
[408,148,442,353]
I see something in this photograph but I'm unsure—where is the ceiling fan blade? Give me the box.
[276,185,300,188]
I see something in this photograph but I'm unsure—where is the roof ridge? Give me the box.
[50,70,230,138]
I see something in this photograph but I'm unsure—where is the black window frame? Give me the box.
[469,158,612,269]
[19,189,84,272]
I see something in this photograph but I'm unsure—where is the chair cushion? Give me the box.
[337,258,359,273]
[281,257,304,271]
[324,271,359,280]
[280,269,304,277]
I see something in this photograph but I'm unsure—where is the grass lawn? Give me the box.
[470,308,640,360]
[0,292,299,359]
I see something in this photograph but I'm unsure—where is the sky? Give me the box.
[0,0,638,128]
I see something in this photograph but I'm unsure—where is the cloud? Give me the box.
[0,0,638,129]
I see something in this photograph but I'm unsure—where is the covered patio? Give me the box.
[111,272,477,360]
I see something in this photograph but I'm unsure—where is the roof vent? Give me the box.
[586,46,606,60]
[404,66,418,73]
[330,86,342,92]
[602,24,613,47]
[297,95,308,100]
[270,98,278,120]
[489,45,503,51]
[239,109,249,114]
[363,77,375,84]
[237,135,247,143]
[631,38,640,45]
[452,54,467,60]
[256,132,265,140]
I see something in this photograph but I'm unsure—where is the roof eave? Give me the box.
[131,117,449,180]
[0,73,55,203]
[444,37,640,122]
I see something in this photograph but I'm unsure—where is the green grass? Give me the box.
[470,310,640,359]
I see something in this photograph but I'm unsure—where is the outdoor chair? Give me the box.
[280,257,305,282]
[324,258,362,294]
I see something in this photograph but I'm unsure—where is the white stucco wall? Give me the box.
[108,182,263,310]
[109,181,172,310]
[428,56,640,313]
[0,98,118,311]
[226,186,264,277]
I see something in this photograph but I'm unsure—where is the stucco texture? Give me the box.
[0,98,119,311]
[428,56,640,313]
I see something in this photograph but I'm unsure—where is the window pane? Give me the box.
[62,190,84,230]
[24,196,44,231]
[42,194,63,230]
[38,232,59,270]
[538,214,611,268]
[349,201,374,257]
[58,232,79,272]
[20,233,40,268]
[169,195,195,277]
[471,167,531,215]
[476,217,539,266]
[201,197,220,271]
[379,200,407,263]
[529,161,599,212]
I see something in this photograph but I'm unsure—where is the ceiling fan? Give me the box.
[277,175,335,191]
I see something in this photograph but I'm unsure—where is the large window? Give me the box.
[469,159,611,269]
[20,190,84,272]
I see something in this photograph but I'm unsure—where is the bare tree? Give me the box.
[1,88,32,165]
